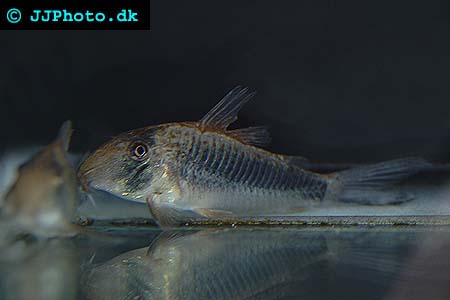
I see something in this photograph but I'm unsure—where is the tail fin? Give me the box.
[325,233,406,286]
[327,157,431,205]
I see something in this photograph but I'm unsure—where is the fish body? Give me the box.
[78,87,429,227]
[2,121,78,236]
[138,122,326,213]
[82,229,329,300]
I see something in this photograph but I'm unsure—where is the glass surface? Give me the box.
[1,226,449,300]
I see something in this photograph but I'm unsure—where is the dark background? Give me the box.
[2,0,450,163]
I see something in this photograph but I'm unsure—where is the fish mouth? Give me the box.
[77,169,93,194]
[77,162,106,194]
[76,173,99,207]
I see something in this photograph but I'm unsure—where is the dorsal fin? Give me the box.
[56,120,73,151]
[227,126,272,147]
[199,86,256,131]
[198,86,272,147]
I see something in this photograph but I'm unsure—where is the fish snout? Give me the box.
[77,169,93,193]
[77,155,123,197]
[77,155,104,192]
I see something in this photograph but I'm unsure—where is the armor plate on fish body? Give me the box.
[153,124,328,216]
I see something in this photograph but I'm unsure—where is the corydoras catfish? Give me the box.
[2,121,79,236]
[78,87,429,227]
[82,229,330,300]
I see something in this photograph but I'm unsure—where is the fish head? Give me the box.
[78,127,159,202]
[4,139,78,224]
[82,247,164,299]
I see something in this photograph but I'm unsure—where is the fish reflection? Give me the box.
[0,238,78,300]
[387,231,450,300]
[82,228,330,300]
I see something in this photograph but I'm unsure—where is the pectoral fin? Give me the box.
[146,197,205,228]
[196,208,233,218]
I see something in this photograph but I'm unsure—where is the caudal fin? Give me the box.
[328,157,431,205]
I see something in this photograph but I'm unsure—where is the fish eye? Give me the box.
[131,143,148,159]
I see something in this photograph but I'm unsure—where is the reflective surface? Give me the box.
[1,226,449,300]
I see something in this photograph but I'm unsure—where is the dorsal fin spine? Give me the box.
[197,86,271,147]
